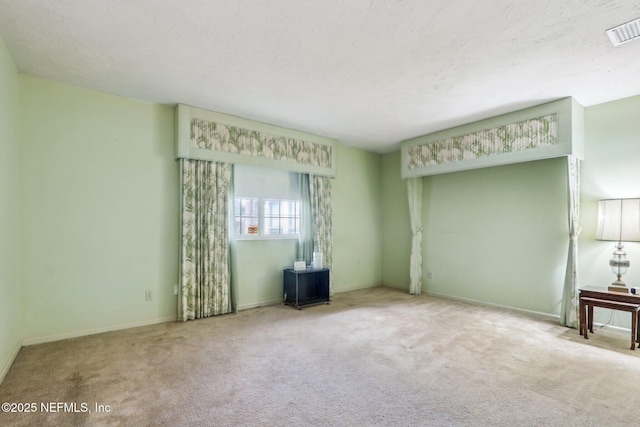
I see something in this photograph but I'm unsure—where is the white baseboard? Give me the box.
[237,297,284,311]
[334,283,380,294]
[21,316,177,346]
[425,290,561,322]
[590,323,633,335]
[1,339,22,385]
[392,287,636,334]
[235,284,382,312]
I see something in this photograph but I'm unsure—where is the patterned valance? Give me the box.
[191,119,332,169]
[401,98,583,178]
[407,114,557,169]
[176,104,337,177]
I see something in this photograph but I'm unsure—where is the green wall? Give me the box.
[232,143,383,310]
[232,239,298,310]
[382,153,568,314]
[0,36,21,381]
[19,76,179,343]
[380,151,411,289]
[423,158,568,313]
[332,144,383,291]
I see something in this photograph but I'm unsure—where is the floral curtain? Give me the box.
[310,175,333,294]
[407,177,423,295]
[560,155,581,328]
[179,159,232,320]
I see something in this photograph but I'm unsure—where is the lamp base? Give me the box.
[609,284,630,293]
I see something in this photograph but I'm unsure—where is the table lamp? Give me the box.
[596,198,640,293]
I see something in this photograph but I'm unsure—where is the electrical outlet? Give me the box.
[173,284,178,295]
[145,290,153,301]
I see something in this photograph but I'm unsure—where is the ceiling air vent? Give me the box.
[606,18,640,46]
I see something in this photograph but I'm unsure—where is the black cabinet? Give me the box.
[283,268,330,309]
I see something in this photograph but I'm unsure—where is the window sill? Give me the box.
[235,235,299,241]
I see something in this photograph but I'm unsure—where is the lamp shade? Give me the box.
[596,198,640,242]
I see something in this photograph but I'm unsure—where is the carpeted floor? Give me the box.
[1,286,639,426]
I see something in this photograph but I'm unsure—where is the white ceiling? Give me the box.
[1,1,639,153]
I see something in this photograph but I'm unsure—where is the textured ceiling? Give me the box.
[1,0,639,153]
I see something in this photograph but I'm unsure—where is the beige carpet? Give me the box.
[1,286,639,426]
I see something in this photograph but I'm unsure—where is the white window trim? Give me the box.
[235,234,299,241]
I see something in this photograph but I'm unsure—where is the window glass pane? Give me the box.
[281,200,297,217]
[264,200,280,217]
[240,198,258,216]
[264,217,280,235]
[281,217,297,234]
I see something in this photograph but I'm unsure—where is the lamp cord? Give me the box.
[595,310,615,331]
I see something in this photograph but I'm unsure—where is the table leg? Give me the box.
[584,301,589,340]
[588,305,594,333]
[579,299,585,337]
[631,311,637,350]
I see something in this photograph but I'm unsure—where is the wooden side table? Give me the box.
[579,286,640,350]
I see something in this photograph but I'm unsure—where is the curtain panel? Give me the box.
[298,173,313,265]
[310,175,333,295]
[560,155,581,328]
[407,177,424,295]
[179,159,232,320]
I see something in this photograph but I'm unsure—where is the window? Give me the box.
[264,199,300,235]
[233,164,300,239]
[234,197,300,237]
